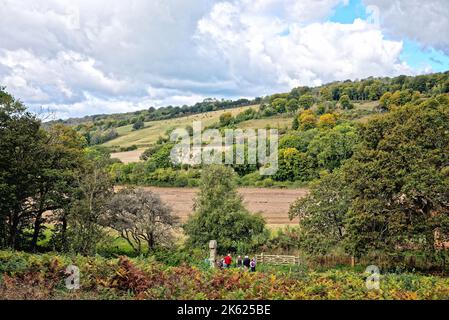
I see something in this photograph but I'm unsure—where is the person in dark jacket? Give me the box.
[243,256,250,269]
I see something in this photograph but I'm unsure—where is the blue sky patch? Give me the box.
[329,0,449,73]
[330,0,367,24]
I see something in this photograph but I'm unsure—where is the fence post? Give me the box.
[261,252,264,264]
[209,240,217,268]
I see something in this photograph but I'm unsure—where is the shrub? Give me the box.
[317,113,338,129]
[132,119,145,131]
[299,110,317,130]
[338,95,353,110]
[219,112,234,126]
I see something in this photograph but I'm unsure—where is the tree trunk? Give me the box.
[61,215,68,252]
[30,216,43,252]
[148,232,155,251]
[8,213,20,249]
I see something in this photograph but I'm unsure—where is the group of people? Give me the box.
[217,254,257,272]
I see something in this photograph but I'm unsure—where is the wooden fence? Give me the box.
[255,254,300,266]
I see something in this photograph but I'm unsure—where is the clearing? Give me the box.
[136,187,307,227]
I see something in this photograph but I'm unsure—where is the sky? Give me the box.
[0,0,448,119]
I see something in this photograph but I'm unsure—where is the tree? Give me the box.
[279,130,319,153]
[271,98,287,113]
[289,171,350,255]
[183,165,266,253]
[343,96,449,259]
[28,124,86,251]
[307,124,358,172]
[298,94,314,110]
[286,99,299,113]
[274,148,307,181]
[379,92,392,111]
[132,119,145,131]
[64,152,114,255]
[0,88,43,248]
[89,129,118,145]
[319,87,333,101]
[104,188,178,254]
[145,143,176,172]
[339,94,353,110]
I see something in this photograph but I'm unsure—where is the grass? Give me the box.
[236,115,291,130]
[102,105,259,149]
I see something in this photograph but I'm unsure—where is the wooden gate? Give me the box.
[255,253,300,266]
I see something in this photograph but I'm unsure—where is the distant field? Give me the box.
[103,105,259,149]
[133,187,306,226]
[110,148,147,164]
[353,101,379,110]
[109,110,291,163]
[236,116,291,130]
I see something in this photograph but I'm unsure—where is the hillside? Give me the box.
[104,104,260,149]
[109,101,374,163]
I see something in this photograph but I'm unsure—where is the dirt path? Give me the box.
[139,187,308,226]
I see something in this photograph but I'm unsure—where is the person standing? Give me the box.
[250,258,256,272]
[236,256,243,268]
[243,256,250,270]
[224,254,232,268]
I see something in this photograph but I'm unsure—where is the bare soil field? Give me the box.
[111,149,145,164]
[139,187,308,226]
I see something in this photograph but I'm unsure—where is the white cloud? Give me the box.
[363,0,449,54]
[195,1,410,92]
[0,0,433,119]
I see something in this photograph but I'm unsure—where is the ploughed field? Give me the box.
[139,187,307,226]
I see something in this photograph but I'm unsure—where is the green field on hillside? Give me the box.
[236,115,292,130]
[102,105,260,149]
[105,101,378,154]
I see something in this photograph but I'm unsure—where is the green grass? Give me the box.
[237,115,291,130]
[102,105,259,149]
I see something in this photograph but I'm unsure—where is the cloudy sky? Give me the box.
[1,0,448,119]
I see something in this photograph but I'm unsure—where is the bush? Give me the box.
[219,112,234,126]
[119,145,138,152]
[132,119,145,131]
[266,227,301,254]
[89,129,119,145]
[235,108,257,123]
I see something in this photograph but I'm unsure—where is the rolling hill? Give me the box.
[103,105,260,150]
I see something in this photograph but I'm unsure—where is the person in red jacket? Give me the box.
[223,254,232,268]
